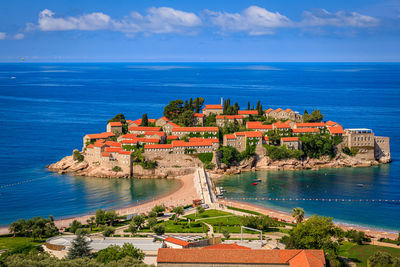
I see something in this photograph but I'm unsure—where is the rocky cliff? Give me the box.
[47,153,201,179]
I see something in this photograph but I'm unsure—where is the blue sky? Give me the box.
[0,0,399,62]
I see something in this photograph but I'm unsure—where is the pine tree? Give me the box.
[258,103,263,116]
[247,102,250,110]
[141,114,148,126]
[68,234,91,259]
[189,98,193,111]
[256,100,260,111]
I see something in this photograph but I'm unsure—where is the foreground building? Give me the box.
[157,248,326,267]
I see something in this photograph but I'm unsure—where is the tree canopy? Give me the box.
[303,109,324,122]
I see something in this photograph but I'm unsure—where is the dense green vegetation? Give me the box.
[338,242,400,267]
[303,109,324,122]
[197,152,215,169]
[163,97,204,126]
[342,147,358,156]
[264,144,303,160]
[131,148,157,169]
[107,113,128,134]
[112,166,122,172]
[299,132,342,159]
[217,144,256,167]
[73,150,84,162]
[223,99,240,115]
[8,216,58,241]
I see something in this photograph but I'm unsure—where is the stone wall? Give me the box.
[374,136,391,162]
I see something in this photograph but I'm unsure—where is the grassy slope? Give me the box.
[339,242,400,267]
[0,236,44,250]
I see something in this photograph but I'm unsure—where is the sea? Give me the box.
[0,63,399,230]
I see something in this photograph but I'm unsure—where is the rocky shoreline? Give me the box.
[47,152,391,179]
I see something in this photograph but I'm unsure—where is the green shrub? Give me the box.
[73,150,84,162]
[103,226,115,237]
[197,152,213,163]
[113,234,121,237]
[342,147,358,156]
[204,162,216,170]
[112,166,122,172]
[264,145,303,160]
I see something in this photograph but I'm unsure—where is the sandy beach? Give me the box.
[0,173,197,235]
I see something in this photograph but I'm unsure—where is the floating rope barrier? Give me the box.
[0,175,51,190]
[225,197,400,203]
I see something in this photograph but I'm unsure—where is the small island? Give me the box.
[48,97,391,178]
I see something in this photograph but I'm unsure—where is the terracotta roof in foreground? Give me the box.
[86,132,115,139]
[157,248,325,266]
[145,144,173,149]
[164,237,191,247]
[292,128,320,133]
[194,113,205,117]
[225,134,236,139]
[167,135,178,140]
[202,243,250,250]
[128,126,161,131]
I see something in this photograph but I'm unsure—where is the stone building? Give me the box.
[265,108,301,121]
[246,121,273,132]
[294,122,326,129]
[155,117,170,127]
[128,126,161,135]
[238,110,258,118]
[171,127,219,138]
[281,137,301,150]
[374,136,391,162]
[327,126,345,136]
[144,138,219,155]
[194,113,205,126]
[344,128,375,160]
[106,122,122,134]
[128,118,156,127]
[82,132,115,150]
[216,115,243,127]
[223,131,266,154]
[202,104,223,116]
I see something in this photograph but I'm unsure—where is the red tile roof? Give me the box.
[104,147,122,153]
[105,141,122,147]
[326,120,338,126]
[281,137,299,142]
[128,126,161,131]
[145,144,173,149]
[131,118,156,125]
[238,110,259,115]
[244,131,263,138]
[171,140,215,147]
[108,121,122,126]
[274,122,291,129]
[263,136,269,141]
[265,108,274,113]
[292,128,320,133]
[172,127,219,132]
[204,104,223,109]
[158,117,169,122]
[328,126,345,134]
[144,131,165,137]
[164,237,191,247]
[120,133,138,139]
[86,132,115,139]
[121,139,138,144]
[87,144,95,148]
[167,135,179,140]
[157,248,325,265]
[246,121,273,130]
[276,108,283,112]
[167,121,180,127]
[101,152,110,157]
[202,243,250,250]
[194,113,205,118]
[189,137,204,142]
[296,122,325,128]
[216,115,243,119]
[225,134,236,139]
[94,142,107,147]
[286,108,293,113]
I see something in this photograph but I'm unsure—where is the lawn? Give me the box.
[135,219,209,234]
[185,209,233,220]
[339,242,400,267]
[0,236,44,251]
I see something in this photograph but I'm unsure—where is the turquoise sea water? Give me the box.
[0,63,399,229]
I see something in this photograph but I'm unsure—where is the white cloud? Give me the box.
[301,9,379,28]
[0,32,6,40]
[205,6,291,35]
[38,9,112,31]
[34,7,201,35]
[13,33,24,40]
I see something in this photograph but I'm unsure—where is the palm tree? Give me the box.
[292,207,305,224]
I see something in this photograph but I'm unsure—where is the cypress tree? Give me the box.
[247,102,250,110]
[189,98,193,111]
[141,114,149,126]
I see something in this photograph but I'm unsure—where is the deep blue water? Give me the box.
[0,63,399,229]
